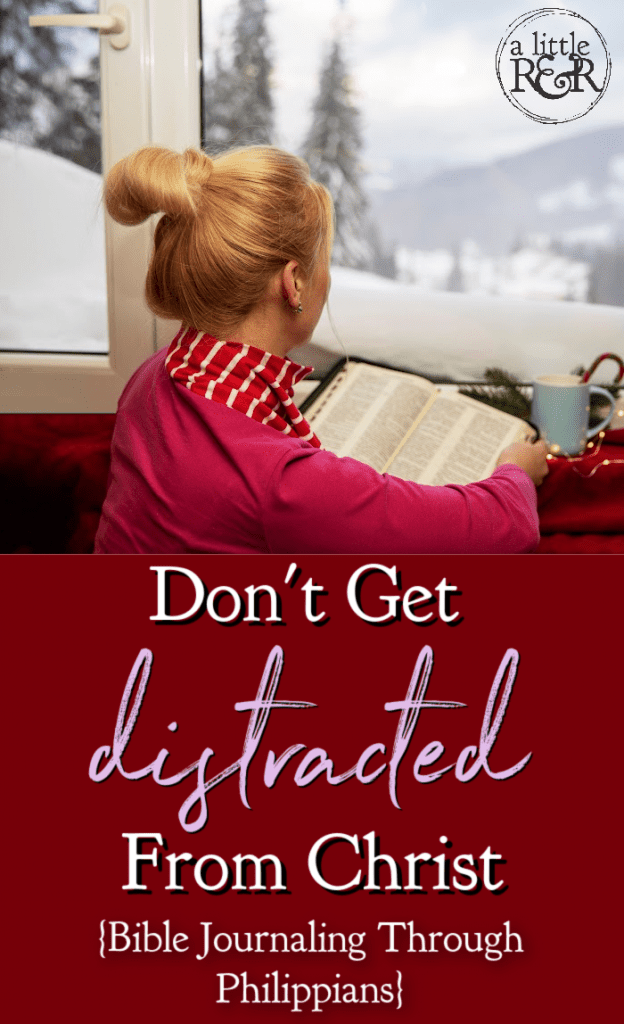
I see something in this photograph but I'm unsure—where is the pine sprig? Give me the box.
[459,368,531,420]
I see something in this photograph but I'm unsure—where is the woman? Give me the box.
[95,145,547,554]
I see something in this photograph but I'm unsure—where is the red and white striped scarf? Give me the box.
[165,326,321,448]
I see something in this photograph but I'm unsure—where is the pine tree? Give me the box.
[0,0,101,170]
[588,245,624,306]
[301,34,371,270]
[203,0,274,151]
[447,247,464,292]
[36,55,101,170]
[203,46,239,151]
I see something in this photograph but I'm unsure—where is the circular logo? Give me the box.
[496,8,611,124]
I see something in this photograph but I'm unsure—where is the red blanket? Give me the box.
[1,416,623,553]
[0,414,115,553]
[537,428,624,552]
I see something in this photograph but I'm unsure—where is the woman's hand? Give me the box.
[496,439,549,486]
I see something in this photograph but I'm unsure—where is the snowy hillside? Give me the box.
[396,237,591,303]
[0,141,107,353]
[370,125,624,256]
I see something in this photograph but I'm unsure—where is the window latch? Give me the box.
[29,5,130,50]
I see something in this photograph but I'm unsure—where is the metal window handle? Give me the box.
[29,5,130,50]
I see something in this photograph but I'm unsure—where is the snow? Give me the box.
[537,157,624,217]
[0,141,107,352]
[396,247,454,292]
[304,266,624,383]
[395,238,591,303]
[562,223,615,247]
[538,180,598,213]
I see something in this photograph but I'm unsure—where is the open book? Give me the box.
[301,360,533,486]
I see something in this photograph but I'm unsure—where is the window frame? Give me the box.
[0,0,201,412]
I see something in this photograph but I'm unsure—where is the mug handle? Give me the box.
[587,386,616,439]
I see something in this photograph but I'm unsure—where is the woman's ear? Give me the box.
[281,260,302,309]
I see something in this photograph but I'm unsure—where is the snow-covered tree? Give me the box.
[0,0,101,170]
[202,46,238,151]
[588,244,624,306]
[301,30,371,270]
[446,247,465,292]
[203,0,274,151]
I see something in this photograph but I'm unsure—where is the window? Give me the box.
[0,0,201,411]
[196,1,623,384]
[2,1,622,409]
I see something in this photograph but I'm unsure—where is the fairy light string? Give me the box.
[546,407,624,478]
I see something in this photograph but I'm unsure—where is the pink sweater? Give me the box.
[95,349,539,554]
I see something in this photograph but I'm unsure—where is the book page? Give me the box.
[307,362,436,473]
[388,392,529,485]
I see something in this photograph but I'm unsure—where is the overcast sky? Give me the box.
[202,0,624,184]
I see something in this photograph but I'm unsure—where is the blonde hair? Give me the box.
[104,145,334,337]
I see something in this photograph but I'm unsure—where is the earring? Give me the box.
[295,302,303,314]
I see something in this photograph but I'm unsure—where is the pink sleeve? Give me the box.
[263,450,539,554]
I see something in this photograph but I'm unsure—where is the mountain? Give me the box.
[370,125,624,255]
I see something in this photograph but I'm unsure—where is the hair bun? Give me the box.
[111,144,333,342]
[104,146,213,226]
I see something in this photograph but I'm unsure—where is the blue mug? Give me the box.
[532,374,616,455]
